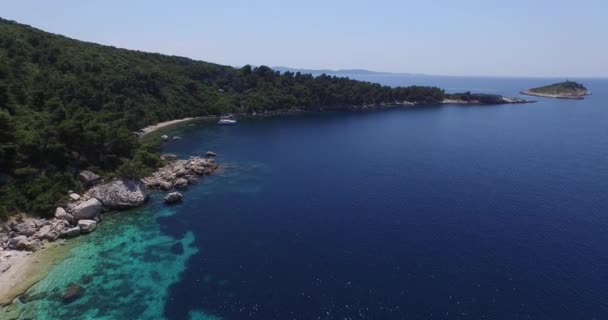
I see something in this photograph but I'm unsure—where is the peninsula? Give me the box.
[521,81,591,100]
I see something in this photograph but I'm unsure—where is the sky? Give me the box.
[2,0,607,77]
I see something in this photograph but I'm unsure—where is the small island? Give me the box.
[521,81,591,100]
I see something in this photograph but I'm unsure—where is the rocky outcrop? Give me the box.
[78,170,100,187]
[73,198,102,220]
[164,192,183,204]
[143,156,219,191]
[89,179,149,210]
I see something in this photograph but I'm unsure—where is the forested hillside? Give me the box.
[0,18,445,218]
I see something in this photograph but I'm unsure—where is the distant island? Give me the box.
[521,81,591,100]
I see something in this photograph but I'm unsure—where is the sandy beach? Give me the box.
[138,117,206,137]
[0,242,72,306]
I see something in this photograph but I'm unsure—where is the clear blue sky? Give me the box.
[3,0,607,77]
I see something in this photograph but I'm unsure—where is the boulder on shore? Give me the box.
[61,226,81,238]
[78,220,97,233]
[8,235,27,249]
[73,198,102,220]
[62,283,85,304]
[164,192,183,204]
[10,221,37,237]
[55,207,74,224]
[69,193,81,201]
[90,179,149,210]
[78,170,100,187]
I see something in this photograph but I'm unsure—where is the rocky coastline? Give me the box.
[520,90,591,100]
[0,153,219,305]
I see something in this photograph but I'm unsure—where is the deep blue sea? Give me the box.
[9,75,608,320]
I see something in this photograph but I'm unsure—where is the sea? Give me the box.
[5,74,608,320]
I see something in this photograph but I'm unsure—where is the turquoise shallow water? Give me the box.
[3,197,218,320]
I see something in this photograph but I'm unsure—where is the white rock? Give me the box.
[55,207,74,224]
[77,220,97,233]
[69,193,81,201]
[73,198,102,220]
[89,180,149,210]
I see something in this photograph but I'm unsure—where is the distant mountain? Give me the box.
[272,66,430,77]
[271,66,384,75]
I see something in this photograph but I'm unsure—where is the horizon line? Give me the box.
[4,17,607,80]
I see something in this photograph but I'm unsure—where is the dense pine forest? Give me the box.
[0,18,447,219]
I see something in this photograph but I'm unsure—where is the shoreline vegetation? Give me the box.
[521,81,591,100]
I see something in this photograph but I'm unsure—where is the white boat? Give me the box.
[218,118,237,125]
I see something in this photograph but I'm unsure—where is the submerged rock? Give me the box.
[80,274,93,285]
[62,283,85,304]
[205,151,217,157]
[170,242,184,254]
[160,135,169,141]
[164,192,183,204]
[73,198,102,220]
[90,179,149,210]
